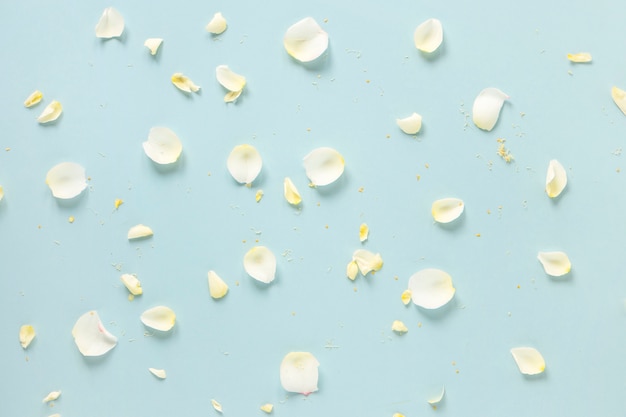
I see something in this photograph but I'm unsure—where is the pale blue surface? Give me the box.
[1,0,626,416]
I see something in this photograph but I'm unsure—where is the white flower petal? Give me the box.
[280,351,319,395]
[244,246,276,283]
[43,391,61,403]
[148,368,167,379]
[408,269,456,309]
[427,386,445,406]
[127,224,153,240]
[303,147,345,186]
[346,260,358,281]
[37,100,63,123]
[611,86,626,116]
[260,403,274,413]
[19,325,36,349]
[431,198,464,223]
[414,18,443,53]
[46,162,87,199]
[352,249,383,276]
[391,320,408,333]
[472,88,508,131]
[24,90,43,107]
[359,223,369,242]
[545,159,567,198]
[143,127,183,165]
[216,65,246,100]
[144,38,163,55]
[567,52,592,63]
[224,89,243,103]
[95,7,124,39]
[206,12,227,34]
[120,274,142,295]
[171,73,200,93]
[396,112,423,135]
[537,251,571,277]
[401,289,412,306]
[208,270,229,299]
[284,17,329,63]
[71,311,117,356]
[510,347,546,375]
[284,177,302,205]
[227,144,262,185]
[141,306,176,331]
[211,399,223,413]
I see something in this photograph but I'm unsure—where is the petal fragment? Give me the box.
[283,177,302,205]
[414,18,443,53]
[255,189,264,202]
[352,249,383,276]
[72,311,117,356]
[510,347,546,375]
[280,351,320,394]
[431,198,464,223]
[567,52,592,63]
[408,269,456,309]
[216,65,246,102]
[148,368,167,379]
[143,127,183,164]
[427,386,445,407]
[284,17,329,63]
[37,100,62,123]
[537,251,571,277]
[396,112,423,134]
[171,73,200,93]
[144,38,163,55]
[545,159,567,198]
[611,86,626,116]
[303,147,345,186]
[359,223,369,242]
[472,88,508,131]
[141,306,176,331]
[208,270,229,299]
[120,274,142,295]
[227,145,262,185]
[19,325,36,348]
[244,246,276,283]
[346,260,358,280]
[391,320,408,334]
[43,391,61,403]
[24,90,43,107]
[401,289,412,306]
[46,162,87,199]
[260,403,274,413]
[95,7,124,38]
[206,12,227,34]
[127,224,153,240]
[211,399,223,413]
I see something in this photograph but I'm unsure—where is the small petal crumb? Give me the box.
[255,190,264,202]
[545,159,567,198]
[400,289,412,306]
[37,100,63,123]
[95,7,124,38]
[414,18,443,53]
[244,246,276,283]
[127,224,153,240]
[537,251,571,277]
[359,223,369,242]
[346,260,358,280]
[114,199,123,209]
[567,52,592,63]
[510,347,546,375]
[208,270,229,299]
[211,399,223,413]
[472,88,508,131]
[280,352,320,394]
[260,403,274,413]
[284,17,329,63]
[144,38,163,55]
[24,90,43,107]
[432,198,464,223]
[19,325,36,349]
[391,320,408,334]
[43,391,61,403]
[206,12,227,34]
[148,368,167,379]
[283,177,302,205]
[396,112,423,134]
[611,86,626,116]
[171,73,200,93]
[121,274,143,295]
[141,306,176,331]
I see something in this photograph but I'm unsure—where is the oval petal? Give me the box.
[303,147,344,186]
[537,251,571,277]
[227,144,262,185]
[284,17,329,63]
[143,127,182,165]
[431,198,464,223]
[611,86,626,116]
[545,159,567,198]
[208,270,229,299]
[19,325,36,349]
[396,112,423,134]
[408,268,456,309]
[280,351,319,394]
[46,162,87,199]
[510,347,546,375]
[283,177,302,205]
[37,100,63,123]
[206,12,227,34]
[472,88,508,131]
[144,38,163,55]
[140,306,176,331]
[72,311,118,356]
[346,260,358,280]
[414,18,443,53]
[244,246,276,283]
[95,7,124,39]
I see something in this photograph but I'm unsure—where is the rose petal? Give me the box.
[567,52,592,63]
[427,386,445,406]
[352,249,383,276]
[208,270,229,299]
[46,162,87,199]
[24,90,43,107]
[414,18,443,53]
[359,223,369,242]
[391,320,408,333]
[216,65,246,101]
[19,325,36,349]
[71,311,117,356]
[244,246,276,283]
[37,100,62,123]
[211,399,223,413]
[401,289,412,306]
[42,391,61,403]
[611,86,626,116]
[206,12,227,34]
[171,73,200,93]
[144,38,163,55]
[280,351,319,394]
[396,112,423,134]
[346,260,358,281]
[472,88,508,131]
[95,7,124,39]
[148,368,167,379]
[537,251,571,277]
[127,224,153,240]
[408,268,456,309]
[260,403,274,413]
[140,306,176,331]
[510,347,546,375]
[284,177,302,205]
[120,274,142,295]
[283,17,329,63]
[545,159,567,198]
[303,147,345,186]
[431,198,464,223]
[143,127,183,165]
[227,144,262,185]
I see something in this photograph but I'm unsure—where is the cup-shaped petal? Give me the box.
[303,147,344,186]
[472,88,508,131]
[408,268,455,309]
[144,38,163,55]
[72,311,117,356]
[206,12,227,34]
[227,145,262,185]
[24,90,43,107]
[95,7,124,38]
[545,159,567,198]
[143,127,183,164]
[46,162,87,199]
[352,249,383,276]
[244,246,276,283]
[414,18,443,53]
[121,274,142,295]
[208,270,229,299]
[537,251,571,276]
[431,198,464,223]
[284,17,329,63]
[127,224,153,240]
[37,100,62,123]
[510,347,546,375]
[280,352,319,394]
[396,112,423,134]
[141,306,176,331]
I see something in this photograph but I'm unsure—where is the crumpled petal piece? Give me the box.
[537,251,571,277]
[611,86,626,116]
[244,246,276,283]
[431,198,464,223]
[284,17,329,63]
[401,289,412,306]
[148,368,167,379]
[24,90,43,107]
[346,260,358,280]
[46,162,87,199]
[545,159,567,198]
[352,249,383,276]
[227,144,262,185]
[280,351,320,395]
[510,347,546,375]
[120,274,142,295]
[303,147,345,186]
[72,311,117,356]
[43,391,61,403]
[95,7,124,39]
[260,403,274,413]
[206,12,227,34]
[391,320,408,333]
[144,38,163,55]
[208,270,229,299]
[211,399,223,413]
[567,52,592,63]
[127,224,153,240]
[472,88,508,131]
[140,306,176,331]
[284,177,302,205]
[171,73,200,93]
[216,65,246,102]
[427,386,445,406]
[414,18,443,53]
[255,189,264,202]
[37,100,62,123]
[396,112,423,134]
[408,269,456,309]
[143,127,183,164]
[19,325,36,349]
[359,223,369,242]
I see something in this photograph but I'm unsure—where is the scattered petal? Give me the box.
[208,270,229,299]
[120,274,142,295]
[346,260,358,280]
[141,306,176,331]
[401,289,412,306]
[37,100,62,123]
[414,18,443,53]
[352,249,383,276]
[260,403,274,413]
[567,52,592,63]
[427,386,445,407]
[303,147,345,186]
[144,38,163,55]
[148,368,167,379]
[227,145,262,185]
[72,311,117,356]
[43,391,61,403]
[255,189,264,202]
[391,320,408,333]
[359,223,369,242]
[408,269,456,309]
[45,162,87,199]
[114,198,124,209]
[171,73,200,93]
[244,246,276,283]
[95,7,124,38]
[472,88,508,131]
[211,399,223,413]
[510,347,546,375]
[143,127,183,164]
[283,177,302,205]
[396,112,423,134]
[127,224,153,240]
[206,12,227,34]
[24,90,43,107]
[545,159,567,198]
[611,86,626,116]
[0,186,4,202]
[280,351,320,394]
[19,325,36,349]
[537,251,571,277]
[216,65,246,102]
[431,198,464,223]
[283,17,329,63]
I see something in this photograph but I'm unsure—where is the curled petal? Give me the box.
[46,162,87,199]
[611,86,626,116]
[127,224,153,240]
[148,368,167,379]
[537,251,571,277]
[472,88,508,131]
[244,246,276,283]
[352,249,383,276]
[545,159,567,198]
[303,147,345,186]
[431,198,464,223]
[206,12,227,34]
[19,325,36,349]
[95,7,124,38]
[120,274,142,295]
[140,306,176,331]
[567,52,592,63]
[408,268,455,309]
[208,270,229,299]
[171,73,200,93]
[510,347,546,375]
[396,112,422,134]
[144,38,163,55]
[280,351,320,394]
[24,90,43,107]
[414,18,443,53]
[37,100,62,123]
[216,65,246,101]
[143,127,182,164]
[391,320,408,333]
[43,391,61,403]
[211,399,223,412]
[227,144,262,185]
[72,311,117,356]
[284,17,329,63]
[427,386,445,406]
[283,177,302,205]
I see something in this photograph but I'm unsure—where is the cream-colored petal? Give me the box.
[0,186,3,202]
[208,270,229,299]
[472,88,508,131]
[408,269,455,309]
[43,391,61,403]
[346,260,358,281]
[284,177,302,205]
[71,311,117,356]
[24,90,43,107]
[141,306,176,331]
[414,18,443,53]
[37,100,62,123]
[510,347,546,375]
[392,414,406,417]
[431,198,464,223]
[391,320,408,333]
[545,159,567,198]
[260,403,274,413]
[284,17,329,63]
[427,386,445,406]
[537,251,571,277]
[206,12,227,34]
[95,7,124,38]
[352,249,383,276]
[216,65,245,94]
[611,86,626,116]
[244,246,276,283]
[19,325,36,349]
[143,127,183,164]
[280,352,319,394]
[396,112,423,134]
[303,147,344,186]
[255,189,264,202]
[45,162,87,199]
[227,144,262,185]
[127,224,153,240]
[567,52,592,63]
[401,289,412,306]
[359,223,369,242]
[148,368,167,379]
[171,73,201,93]
[211,399,223,413]
[120,274,142,295]
[224,89,243,103]
[144,38,163,55]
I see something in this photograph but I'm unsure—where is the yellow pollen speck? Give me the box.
[5,147,10,152]
[242,240,246,243]
[128,294,135,301]
[306,128,311,132]
[416,174,421,181]
[517,284,521,289]
[323,18,328,23]
[316,202,321,206]
[358,187,364,192]
[365,79,370,83]
[68,216,75,223]
[386,134,391,139]
[325,224,329,229]
[114,199,123,209]
[475,233,481,237]
[456,369,460,374]
[255,239,259,243]
[207,171,212,176]
[425,163,430,169]
[353,287,358,292]
[617,168,621,173]
[256,189,264,202]
[452,361,456,366]
[487,209,491,215]
[291,311,296,316]
[38,225,42,229]
[417,322,422,328]
[235,281,240,286]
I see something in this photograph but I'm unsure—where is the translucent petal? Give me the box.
[510,347,546,375]
[43,391,61,403]
[431,198,464,223]
[37,100,62,123]
[208,270,229,299]
[148,368,167,379]
[260,403,274,413]
[19,324,36,348]
[545,159,567,198]
[567,52,592,63]
[141,306,176,331]
[428,386,445,406]
[120,274,142,295]
[303,147,345,186]
[283,17,329,63]
[359,223,369,242]
[216,65,246,94]
[224,89,243,103]
[280,351,320,394]
[396,112,423,134]
[346,260,358,281]
[414,18,443,53]
[611,86,626,116]
[408,269,456,309]
[401,289,412,306]
[211,399,223,413]
[537,251,571,277]
[24,90,43,107]
[171,73,201,93]
[143,127,183,164]
[391,320,408,333]
[244,246,276,283]
[127,224,153,240]
[144,38,163,55]
[71,311,117,356]
[95,7,124,38]
[46,162,87,199]
[284,177,302,205]
[206,12,227,34]
[352,249,383,276]
[227,145,262,185]
[472,88,508,131]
